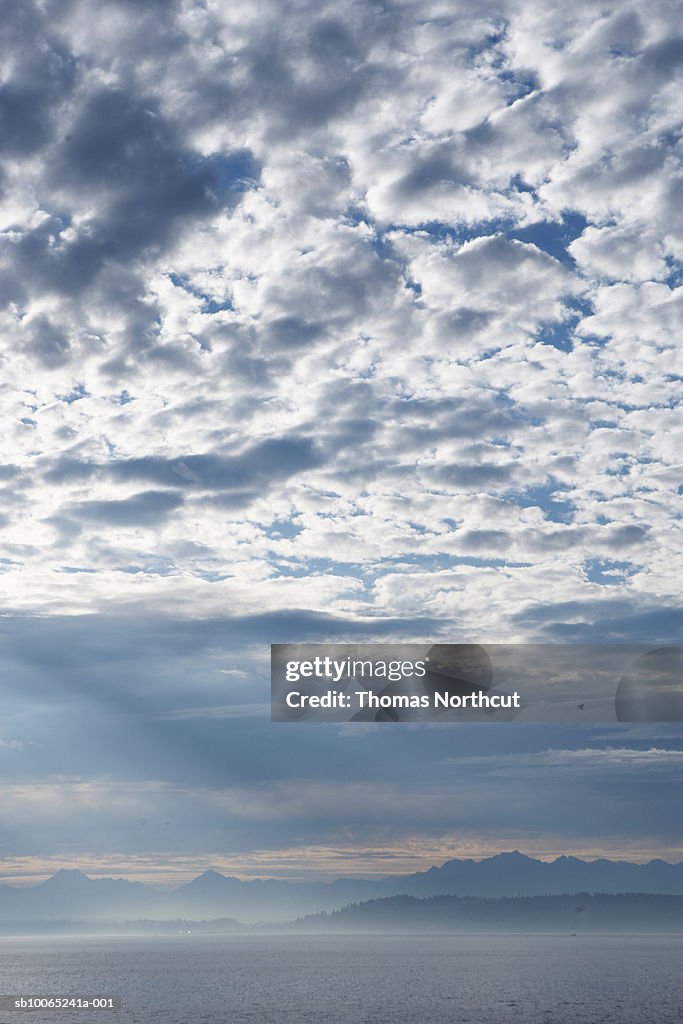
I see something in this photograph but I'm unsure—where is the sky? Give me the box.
[0,0,682,885]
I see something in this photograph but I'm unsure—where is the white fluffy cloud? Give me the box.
[0,0,681,641]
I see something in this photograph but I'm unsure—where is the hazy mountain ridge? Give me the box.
[398,851,683,897]
[2,853,683,925]
[293,892,683,933]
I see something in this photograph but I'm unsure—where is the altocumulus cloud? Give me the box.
[0,0,682,878]
[0,0,681,633]
[0,0,679,634]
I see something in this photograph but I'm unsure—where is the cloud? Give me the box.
[0,738,24,752]
[443,746,683,777]
[61,437,324,490]
[0,0,682,872]
[70,489,184,527]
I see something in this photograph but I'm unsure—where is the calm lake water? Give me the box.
[0,933,681,1023]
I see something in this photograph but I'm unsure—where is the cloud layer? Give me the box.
[0,0,681,636]
[1,0,682,879]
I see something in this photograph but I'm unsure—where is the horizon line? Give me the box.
[3,849,683,889]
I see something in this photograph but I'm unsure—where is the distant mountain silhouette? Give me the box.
[292,892,683,933]
[2,853,683,926]
[392,850,683,898]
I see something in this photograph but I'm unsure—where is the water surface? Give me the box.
[1,933,681,1023]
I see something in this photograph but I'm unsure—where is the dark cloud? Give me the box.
[236,23,376,138]
[4,89,256,301]
[72,489,184,526]
[0,608,681,860]
[458,529,511,552]
[0,84,55,156]
[602,524,649,549]
[45,436,325,493]
[513,601,683,643]
[23,315,71,368]
[0,5,77,156]
[430,461,517,487]
[262,317,326,350]
[641,35,683,72]
[394,149,472,198]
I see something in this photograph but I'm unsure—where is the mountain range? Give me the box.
[2,852,683,925]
